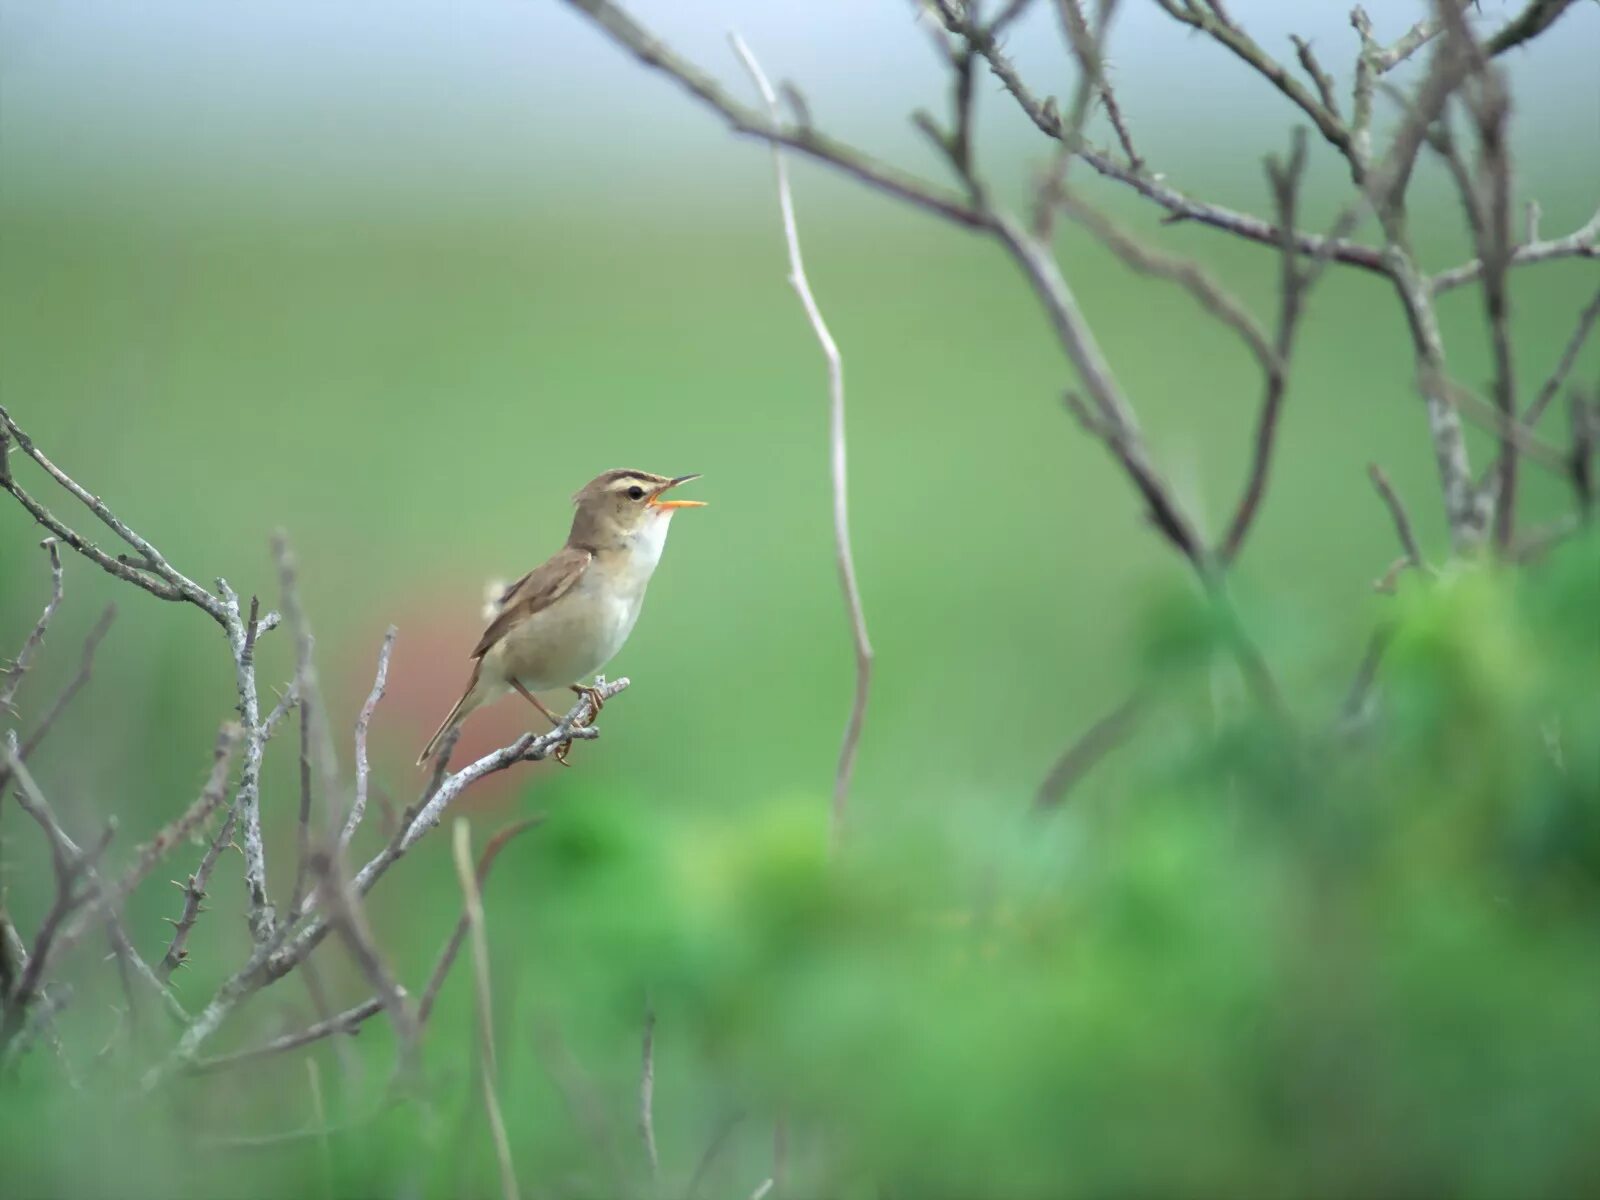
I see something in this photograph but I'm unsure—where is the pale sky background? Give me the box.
[1,1,1595,216]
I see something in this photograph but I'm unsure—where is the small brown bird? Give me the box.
[418,469,705,765]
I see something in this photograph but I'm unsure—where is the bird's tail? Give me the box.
[417,665,488,766]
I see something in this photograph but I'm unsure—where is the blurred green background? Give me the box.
[2,1,1597,1197]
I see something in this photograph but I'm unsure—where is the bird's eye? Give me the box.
[627,485,645,501]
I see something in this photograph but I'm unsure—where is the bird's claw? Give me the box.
[570,682,608,722]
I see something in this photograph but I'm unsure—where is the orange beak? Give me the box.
[649,474,706,509]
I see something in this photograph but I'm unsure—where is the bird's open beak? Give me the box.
[649,474,706,509]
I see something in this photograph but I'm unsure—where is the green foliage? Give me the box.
[6,535,1597,1199]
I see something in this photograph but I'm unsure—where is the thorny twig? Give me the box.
[145,680,627,1084]
[51,725,241,966]
[193,816,544,1074]
[0,538,63,714]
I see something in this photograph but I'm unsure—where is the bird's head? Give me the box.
[569,469,705,548]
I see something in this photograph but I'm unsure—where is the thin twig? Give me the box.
[1,744,116,1048]
[685,1111,748,1200]
[1571,389,1596,521]
[453,820,520,1200]
[640,999,659,1180]
[308,848,417,1078]
[193,807,538,1074]
[1367,464,1426,583]
[187,998,386,1074]
[0,406,224,620]
[149,684,625,1081]
[344,626,397,851]
[1431,206,1599,293]
[0,539,64,713]
[1051,190,1274,370]
[1524,288,1600,429]
[417,817,544,1028]
[1218,127,1311,563]
[559,0,982,229]
[52,724,240,963]
[13,604,117,763]
[1035,695,1143,810]
[731,35,874,853]
[160,807,238,978]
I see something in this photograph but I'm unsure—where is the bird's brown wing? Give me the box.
[469,546,592,660]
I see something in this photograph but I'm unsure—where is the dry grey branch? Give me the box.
[1431,205,1599,294]
[0,406,223,620]
[1,538,64,713]
[147,681,626,1081]
[344,626,397,851]
[161,807,239,978]
[187,997,384,1075]
[51,724,240,966]
[559,0,983,229]
[197,816,543,1074]
[1,744,117,1050]
[640,998,659,1180]
[731,34,874,852]
[1050,190,1274,370]
[9,604,116,768]
[452,819,520,1200]
[1152,0,1354,170]
[309,847,417,1077]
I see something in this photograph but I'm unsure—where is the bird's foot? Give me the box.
[569,680,608,723]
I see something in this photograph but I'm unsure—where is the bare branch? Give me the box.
[53,724,240,962]
[1431,206,1599,293]
[1,744,116,1048]
[0,539,64,713]
[1484,0,1583,57]
[1219,128,1312,563]
[160,808,238,978]
[187,998,384,1074]
[556,0,984,229]
[11,604,117,765]
[1571,389,1596,522]
[1461,70,1520,550]
[1290,35,1341,119]
[452,820,520,1200]
[344,626,397,851]
[0,406,224,621]
[640,999,660,1180]
[1035,695,1144,810]
[273,532,341,927]
[417,817,543,1028]
[732,34,874,851]
[217,579,275,947]
[1050,190,1274,371]
[1525,289,1600,429]
[1338,622,1395,733]
[197,817,544,1074]
[1152,0,1355,170]
[309,847,417,1078]
[1366,464,1429,591]
[148,683,627,1080]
